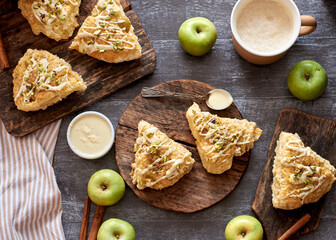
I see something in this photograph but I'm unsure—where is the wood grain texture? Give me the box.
[252,108,336,239]
[0,0,156,136]
[115,79,252,213]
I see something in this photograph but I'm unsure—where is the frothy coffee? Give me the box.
[236,0,294,53]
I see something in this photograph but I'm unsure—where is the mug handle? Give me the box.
[299,15,317,36]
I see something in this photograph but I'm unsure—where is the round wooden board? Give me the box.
[115,79,251,213]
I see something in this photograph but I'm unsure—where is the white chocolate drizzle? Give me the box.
[192,112,253,162]
[31,0,77,24]
[279,139,326,203]
[133,125,192,189]
[15,53,71,103]
[77,0,136,54]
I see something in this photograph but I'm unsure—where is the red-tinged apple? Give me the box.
[178,17,217,56]
[287,60,328,101]
[87,169,125,206]
[97,218,136,240]
[225,215,263,240]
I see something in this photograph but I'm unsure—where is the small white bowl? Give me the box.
[67,111,115,159]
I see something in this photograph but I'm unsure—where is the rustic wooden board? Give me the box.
[0,0,156,136]
[252,109,336,239]
[115,79,253,213]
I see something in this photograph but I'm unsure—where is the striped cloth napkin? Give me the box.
[0,119,65,240]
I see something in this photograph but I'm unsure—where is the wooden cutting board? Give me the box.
[252,109,336,239]
[0,0,156,136]
[115,79,254,213]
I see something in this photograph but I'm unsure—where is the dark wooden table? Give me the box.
[53,0,336,239]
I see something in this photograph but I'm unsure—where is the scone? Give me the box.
[13,49,86,112]
[130,120,195,190]
[18,0,81,41]
[186,103,262,174]
[69,0,142,63]
[272,132,336,210]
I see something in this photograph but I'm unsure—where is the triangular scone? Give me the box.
[69,0,142,63]
[186,103,262,174]
[130,120,195,190]
[18,0,81,41]
[272,132,336,210]
[13,49,86,112]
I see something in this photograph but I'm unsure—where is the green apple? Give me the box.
[178,17,217,56]
[97,218,135,240]
[87,169,125,206]
[287,60,328,101]
[225,215,263,240]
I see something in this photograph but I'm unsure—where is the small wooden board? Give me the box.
[252,109,336,239]
[0,0,156,136]
[115,79,253,213]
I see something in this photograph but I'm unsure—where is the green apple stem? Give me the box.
[88,205,106,240]
[304,73,310,81]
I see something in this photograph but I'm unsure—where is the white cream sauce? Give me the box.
[70,114,112,155]
[207,89,233,110]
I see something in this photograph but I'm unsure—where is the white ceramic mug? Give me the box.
[231,0,317,65]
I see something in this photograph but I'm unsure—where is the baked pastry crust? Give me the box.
[69,0,141,63]
[130,120,195,190]
[272,132,336,210]
[186,103,262,174]
[18,0,81,41]
[13,49,86,112]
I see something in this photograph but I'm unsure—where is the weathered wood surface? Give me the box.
[252,109,336,239]
[42,0,335,239]
[115,80,250,213]
[0,0,156,136]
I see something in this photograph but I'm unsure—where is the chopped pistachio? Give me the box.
[38,65,44,72]
[109,11,116,16]
[87,40,94,45]
[99,49,105,53]
[106,16,112,20]
[118,46,124,50]
[105,33,110,39]
[42,85,49,89]
[24,77,28,81]
[113,44,118,51]
[59,17,65,21]
[116,40,121,44]
[33,4,39,9]
[93,29,101,36]
[176,164,180,170]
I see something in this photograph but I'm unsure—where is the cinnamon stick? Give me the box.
[0,33,9,69]
[79,196,91,240]
[278,213,311,240]
[88,205,106,240]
